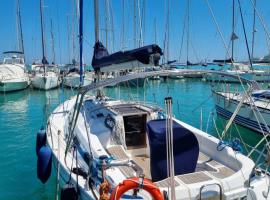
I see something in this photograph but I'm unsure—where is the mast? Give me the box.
[71,0,77,64]
[94,0,99,42]
[121,0,125,50]
[186,0,190,66]
[94,0,102,97]
[134,0,137,48]
[79,0,83,85]
[251,0,257,61]
[154,18,157,44]
[231,0,235,62]
[138,0,143,47]
[67,16,71,64]
[166,0,170,63]
[105,0,109,49]
[17,0,25,60]
[50,19,55,64]
[39,0,47,66]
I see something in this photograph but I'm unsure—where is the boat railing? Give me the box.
[199,183,222,200]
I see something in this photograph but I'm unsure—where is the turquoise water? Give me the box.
[0,78,266,199]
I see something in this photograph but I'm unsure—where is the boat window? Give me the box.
[123,114,147,149]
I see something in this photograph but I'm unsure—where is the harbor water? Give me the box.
[0,78,266,200]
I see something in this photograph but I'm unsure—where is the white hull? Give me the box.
[32,73,60,90]
[213,91,270,134]
[205,70,270,82]
[46,96,270,200]
[0,62,30,92]
[63,72,93,88]
[0,77,29,92]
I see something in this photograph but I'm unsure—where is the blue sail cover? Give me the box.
[252,90,270,99]
[91,41,163,71]
[146,119,199,182]
[213,58,234,63]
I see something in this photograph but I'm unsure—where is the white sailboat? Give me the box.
[32,0,61,90]
[36,1,270,199]
[0,52,30,92]
[38,70,270,200]
[31,64,61,90]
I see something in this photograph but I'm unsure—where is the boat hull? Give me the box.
[0,79,29,92]
[46,97,270,200]
[213,91,270,134]
[63,75,93,88]
[32,75,60,90]
[204,72,253,82]
[205,70,270,82]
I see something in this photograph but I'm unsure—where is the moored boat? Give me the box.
[0,52,30,92]
[40,71,270,200]
[213,89,270,134]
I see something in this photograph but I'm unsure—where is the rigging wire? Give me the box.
[204,0,233,64]
[178,3,188,63]
[249,0,270,56]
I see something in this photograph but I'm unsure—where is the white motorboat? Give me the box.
[36,71,270,200]
[31,65,61,90]
[213,89,270,134]
[0,51,30,92]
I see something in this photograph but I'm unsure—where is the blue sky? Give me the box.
[0,0,270,64]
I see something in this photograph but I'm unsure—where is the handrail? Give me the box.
[66,69,260,153]
[199,183,222,200]
[79,69,259,95]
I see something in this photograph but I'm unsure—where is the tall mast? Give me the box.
[39,0,47,66]
[94,0,99,42]
[105,0,109,49]
[67,16,71,64]
[231,0,235,61]
[166,0,170,63]
[154,18,157,44]
[71,0,76,64]
[121,0,125,50]
[134,0,137,48]
[79,0,83,85]
[17,0,24,60]
[251,0,256,61]
[138,0,143,47]
[50,19,55,64]
[186,0,190,65]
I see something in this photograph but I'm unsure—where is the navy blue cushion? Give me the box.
[147,119,199,182]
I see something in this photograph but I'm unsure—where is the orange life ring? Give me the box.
[110,177,164,200]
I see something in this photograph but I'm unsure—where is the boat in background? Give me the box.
[168,66,185,79]
[213,89,270,134]
[205,63,270,82]
[0,51,30,92]
[0,0,30,92]
[32,0,61,90]
[31,64,61,90]
[63,67,94,88]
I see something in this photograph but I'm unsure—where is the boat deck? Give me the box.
[106,145,235,185]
